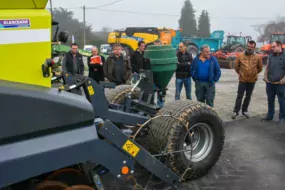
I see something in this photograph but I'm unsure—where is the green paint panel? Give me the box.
[144,45,177,89]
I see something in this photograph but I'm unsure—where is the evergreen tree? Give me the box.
[178,0,197,36]
[198,10,211,37]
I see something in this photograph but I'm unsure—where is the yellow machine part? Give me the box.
[0,0,48,9]
[158,28,176,45]
[0,0,52,88]
[108,32,159,51]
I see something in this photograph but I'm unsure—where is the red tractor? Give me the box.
[260,32,285,55]
[213,34,268,69]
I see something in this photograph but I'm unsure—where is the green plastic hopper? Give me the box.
[144,45,177,90]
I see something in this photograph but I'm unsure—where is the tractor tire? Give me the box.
[229,60,235,69]
[125,28,135,37]
[148,100,225,180]
[187,45,198,58]
[105,85,140,104]
[234,46,244,52]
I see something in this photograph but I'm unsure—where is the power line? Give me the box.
[51,6,275,20]
[94,8,275,20]
[51,0,125,10]
[87,0,124,9]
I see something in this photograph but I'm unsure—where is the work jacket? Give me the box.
[62,51,85,75]
[104,53,132,85]
[234,52,263,83]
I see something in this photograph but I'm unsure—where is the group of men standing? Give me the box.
[61,39,285,124]
[231,40,285,124]
[175,42,221,107]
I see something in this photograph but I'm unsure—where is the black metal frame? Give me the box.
[55,72,182,188]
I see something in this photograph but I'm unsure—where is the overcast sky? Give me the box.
[48,0,284,42]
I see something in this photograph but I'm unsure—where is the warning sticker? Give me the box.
[0,19,31,29]
[87,86,94,95]
[122,140,140,157]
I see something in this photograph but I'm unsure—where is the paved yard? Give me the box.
[184,114,285,190]
[165,68,269,122]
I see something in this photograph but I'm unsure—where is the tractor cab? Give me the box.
[261,33,285,54]
[270,33,285,44]
[221,34,251,53]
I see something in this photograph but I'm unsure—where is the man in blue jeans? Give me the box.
[190,45,221,107]
[262,40,285,124]
[175,42,193,100]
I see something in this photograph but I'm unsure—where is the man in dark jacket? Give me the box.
[262,41,285,124]
[130,41,146,83]
[87,46,105,83]
[104,43,132,85]
[62,43,85,75]
[190,45,221,107]
[62,43,85,95]
[175,42,193,100]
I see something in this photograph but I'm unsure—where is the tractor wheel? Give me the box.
[234,46,244,52]
[35,167,95,190]
[105,85,141,104]
[147,100,225,180]
[187,45,198,58]
[229,60,235,69]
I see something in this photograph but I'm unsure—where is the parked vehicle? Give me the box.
[260,33,285,55]
[213,34,268,69]
[107,27,225,58]
[83,44,93,52]
[100,44,112,55]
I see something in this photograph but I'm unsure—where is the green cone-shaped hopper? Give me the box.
[144,45,177,89]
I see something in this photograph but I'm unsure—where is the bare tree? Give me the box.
[252,17,285,42]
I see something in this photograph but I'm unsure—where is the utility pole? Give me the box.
[83,5,86,46]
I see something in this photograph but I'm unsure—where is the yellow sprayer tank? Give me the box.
[0,0,51,87]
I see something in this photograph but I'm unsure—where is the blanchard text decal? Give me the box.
[0,19,31,29]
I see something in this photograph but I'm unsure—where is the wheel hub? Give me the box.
[183,123,214,162]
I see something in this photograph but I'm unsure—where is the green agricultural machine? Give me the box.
[0,1,225,190]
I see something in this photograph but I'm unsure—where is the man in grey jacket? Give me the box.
[262,41,285,124]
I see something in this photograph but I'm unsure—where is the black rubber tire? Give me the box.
[105,85,140,104]
[234,46,244,52]
[125,28,135,37]
[148,100,225,180]
[229,60,235,69]
[187,44,198,58]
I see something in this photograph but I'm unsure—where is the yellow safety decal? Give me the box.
[122,140,140,157]
[87,86,94,95]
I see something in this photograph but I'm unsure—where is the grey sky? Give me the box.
[49,0,284,42]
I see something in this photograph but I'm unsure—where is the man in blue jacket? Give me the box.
[190,45,221,107]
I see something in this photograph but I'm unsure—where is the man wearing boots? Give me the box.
[232,40,263,119]
[262,41,285,124]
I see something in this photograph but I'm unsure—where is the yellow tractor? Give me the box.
[107,27,178,57]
